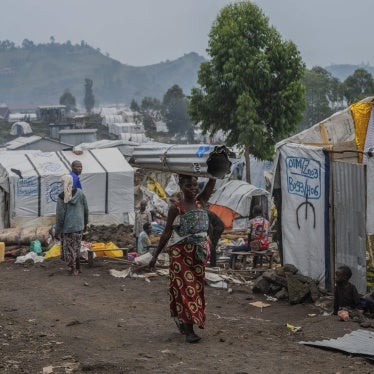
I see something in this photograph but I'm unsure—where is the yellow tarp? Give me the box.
[91,242,123,257]
[350,101,374,162]
[44,243,61,258]
[147,177,167,200]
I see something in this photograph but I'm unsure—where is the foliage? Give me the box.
[299,67,343,130]
[162,84,194,141]
[59,90,77,113]
[84,78,95,113]
[130,99,140,112]
[189,2,305,161]
[343,68,374,105]
[141,97,161,111]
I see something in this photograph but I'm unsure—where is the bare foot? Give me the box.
[72,269,79,276]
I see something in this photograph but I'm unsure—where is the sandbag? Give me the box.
[0,226,52,246]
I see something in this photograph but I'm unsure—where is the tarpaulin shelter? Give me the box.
[0,147,134,228]
[274,97,374,292]
[208,180,269,230]
[10,121,32,136]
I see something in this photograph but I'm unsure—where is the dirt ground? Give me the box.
[0,257,373,374]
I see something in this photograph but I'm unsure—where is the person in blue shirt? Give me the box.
[70,160,82,189]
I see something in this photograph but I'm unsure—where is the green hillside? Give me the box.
[0,41,205,106]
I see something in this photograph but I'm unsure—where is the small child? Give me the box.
[134,200,152,246]
[137,222,153,255]
[333,265,361,317]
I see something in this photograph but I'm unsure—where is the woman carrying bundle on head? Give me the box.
[149,174,215,343]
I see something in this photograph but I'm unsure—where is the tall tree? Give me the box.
[300,67,342,130]
[141,97,161,111]
[84,78,95,113]
[130,99,140,112]
[59,90,77,113]
[189,1,305,182]
[163,84,194,142]
[343,68,374,105]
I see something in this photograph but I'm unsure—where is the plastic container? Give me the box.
[0,242,5,262]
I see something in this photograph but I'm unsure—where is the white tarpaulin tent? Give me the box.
[208,180,269,218]
[0,148,134,228]
[10,121,32,135]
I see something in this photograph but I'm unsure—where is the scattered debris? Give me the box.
[285,323,302,333]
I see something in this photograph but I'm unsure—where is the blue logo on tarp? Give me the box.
[196,145,212,158]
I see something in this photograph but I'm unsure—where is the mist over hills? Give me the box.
[0,41,372,108]
[0,42,204,107]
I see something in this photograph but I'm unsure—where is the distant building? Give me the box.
[37,105,66,123]
[0,103,10,121]
[49,122,74,139]
[5,136,72,152]
[59,129,97,146]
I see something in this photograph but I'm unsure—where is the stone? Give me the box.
[281,264,298,274]
[252,275,271,294]
[286,274,310,304]
[275,288,288,300]
[308,282,320,302]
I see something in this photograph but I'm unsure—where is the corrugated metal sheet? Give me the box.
[299,329,374,356]
[332,161,366,293]
[131,144,234,179]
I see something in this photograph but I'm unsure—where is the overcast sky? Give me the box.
[1,0,373,68]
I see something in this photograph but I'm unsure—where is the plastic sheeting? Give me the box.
[279,143,328,287]
[367,157,374,235]
[350,101,373,162]
[10,121,32,136]
[0,148,134,228]
[208,180,269,218]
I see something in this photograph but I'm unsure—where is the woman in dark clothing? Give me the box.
[56,175,88,276]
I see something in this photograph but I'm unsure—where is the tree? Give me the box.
[162,84,194,142]
[59,90,77,113]
[130,99,140,112]
[343,68,374,105]
[300,67,343,130]
[141,97,161,111]
[189,2,305,182]
[84,78,95,113]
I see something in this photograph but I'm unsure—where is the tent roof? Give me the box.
[208,180,269,217]
[276,96,374,149]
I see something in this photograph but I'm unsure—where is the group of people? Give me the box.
[55,165,373,343]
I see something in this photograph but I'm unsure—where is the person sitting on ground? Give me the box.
[333,265,361,317]
[229,205,269,269]
[134,200,152,246]
[70,160,83,189]
[137,222,153,255]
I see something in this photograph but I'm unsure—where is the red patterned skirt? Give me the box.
[169,242,206,328]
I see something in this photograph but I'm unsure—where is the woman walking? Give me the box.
[56,174,88,276]
[149,174,215,343]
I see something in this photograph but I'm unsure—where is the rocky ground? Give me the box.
[1,256,373,374]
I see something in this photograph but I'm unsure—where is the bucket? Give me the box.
[0,242,5,262]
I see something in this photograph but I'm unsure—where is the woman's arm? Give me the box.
[149,204,179,268]
[197,178,216,204]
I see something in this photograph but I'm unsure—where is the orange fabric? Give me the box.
[209,204,239,230]
[350,102,373,162]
